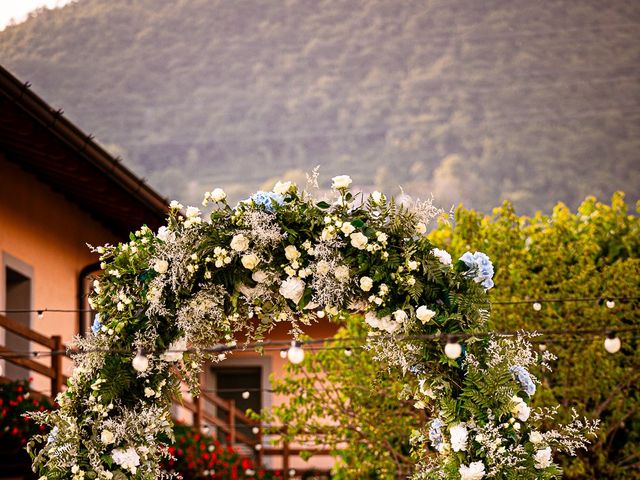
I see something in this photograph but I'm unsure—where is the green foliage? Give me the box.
[1,1,639,212]
[430,192,640,479]
[259,315,421,478]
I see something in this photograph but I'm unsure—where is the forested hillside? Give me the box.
[2,0,639,211]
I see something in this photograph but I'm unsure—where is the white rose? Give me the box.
[371,191,384,203]
[376,232,388,242]
[334,265,350,282]
[186,206,200,218]
[459,461,486,480]
[273,180,293,195]
[350,232,369,249]
[529,431,544,444]
[359,276,373,291]
[161,337,187,362]
[157,226,170,241]
[100,429,115,445]
[364,311,382,329]
[450,423,468,452]
[252,270,269,283]
[415,222,427,235]
[381,317,400,333]
[393,310,408,323]
[169,200,183,210]
[279,277,306,304]
[511,396,531,421]
[331,175,352,189]
[316,260,331,275]
[534,447,553,469]
[230,234,250,252]
[210,188,226,202]
[416,306,436,324]
[153,259,168,274]
[241,253,260,270]
[340,222,355,235]
[321,227,336,241]
[431,248,452,266]
[284,245,301,260]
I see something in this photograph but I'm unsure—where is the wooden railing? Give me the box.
[0,314,331,475]
[0,313,67,397]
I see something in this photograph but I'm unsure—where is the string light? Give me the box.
[604,331,621,354]
[37,310,44,320]
[606,300,615,309]
[287,341,305,364]
[444,337,462,360]
[254,443,262,451]
[538,343,547,352]
[344,347,353,357]
[252,426,260,434]
[316,310,325,318]
[288,469,296,477]
[202,424,210,434]
[532,302,542,311]
[242,391,250,399]
[279,349,288,359]
[0,361,3,376]
[132,349,149,372]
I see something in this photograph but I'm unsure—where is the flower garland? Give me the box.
[28,175,597,479]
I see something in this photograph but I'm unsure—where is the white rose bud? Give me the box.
[241,253,260,270]
[359,276,374,291]
[350,232,368,249]
[529,431,543,444]
[340,222,356,235]
[100,429,115,445]
[230,234,250,252]
[316,260,331,275]
[210,188,226,202]
[416,306,436,324]
[393,310,408,323]
[153,259,169,274]
[334,265,350,282]
[370,191,384,203]
[284,245,301,260]
[273,180,293,195]
[331,175,352,189]
[186,206,200,218]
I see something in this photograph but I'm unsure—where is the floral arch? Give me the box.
[29,175,596,479]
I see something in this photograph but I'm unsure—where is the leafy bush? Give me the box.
[0,378,52,449]
[163,424,281,480]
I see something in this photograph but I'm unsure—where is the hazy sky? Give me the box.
[0,0,76,30]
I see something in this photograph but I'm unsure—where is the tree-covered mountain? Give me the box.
[2,0,639,212]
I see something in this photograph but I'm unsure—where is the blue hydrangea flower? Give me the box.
[510,365,536,396]
[91,314,102,335]
[247,191,284,211]
[429,418,445,451]
[459,251,494,290]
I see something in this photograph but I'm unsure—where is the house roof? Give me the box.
[0,64,169,238]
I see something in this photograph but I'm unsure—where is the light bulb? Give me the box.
[287,341,305,364]
[0,362,4,376]
[37,310,44,320]
[288,469,296,477]
[252,426,260,435]
[254,443,262,451]
[202,424,210,434]
[344,347,353,357]
[606,300,615,309]
[444,338,462,360]
[317,310,325,318]
[604,332,621,354]
[532,302,542,311]
[132,349,149,372]
[279,348,288,359]
[242,391,250,399]
[538,343,547,352]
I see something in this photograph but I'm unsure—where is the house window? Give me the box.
[4,266,31,379]
[210,366,262,443]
